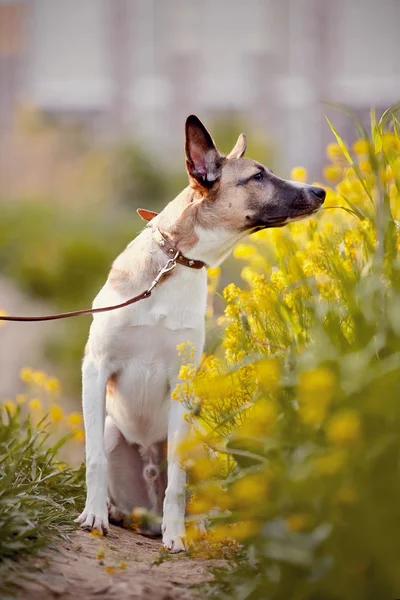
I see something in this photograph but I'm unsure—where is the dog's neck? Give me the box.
[150,187,245,268]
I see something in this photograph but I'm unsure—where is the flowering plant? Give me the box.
[177,107,400,599]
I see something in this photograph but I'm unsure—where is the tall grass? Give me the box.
[177,106,400,600]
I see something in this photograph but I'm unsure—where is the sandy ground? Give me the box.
[14,526,221,600]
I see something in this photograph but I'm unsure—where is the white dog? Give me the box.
[75,115,325,552]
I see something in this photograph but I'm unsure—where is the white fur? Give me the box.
[76,195,213,552]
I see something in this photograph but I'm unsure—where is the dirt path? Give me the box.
[15,526,220,600]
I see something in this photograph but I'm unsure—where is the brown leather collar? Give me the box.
[153,228,206,270]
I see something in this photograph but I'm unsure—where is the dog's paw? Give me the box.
[162,529,186,553]
[75,507,109,535]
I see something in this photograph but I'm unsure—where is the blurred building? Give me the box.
[0,0,400,177]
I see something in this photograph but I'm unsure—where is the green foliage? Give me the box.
[180,106,400,600]
[0,407,84,581]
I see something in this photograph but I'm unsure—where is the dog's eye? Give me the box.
[253,172,264,181]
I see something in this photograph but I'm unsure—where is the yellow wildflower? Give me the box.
[207,267,221,279]
[323,164,343,183]
[46,377,61,395]
[96,547,105,560]
[359,160,372,174]
[326,142,342,163]
[325,410,361,444]
[254,358,280,392]
[3,400,16,415]
[290,166,308,183]
[352,138,370,156]
[297,367,337,426]
[73,429,85,443]
[16,394,27,404]
[286,514,312,532]
[178,364,196,381]
[31,370,47,387]
[29,398,42,411]
[233,244,257,261]
[236,398,278,438]
[50,403,63,424]
[382,132,399,153]
[20,367,33,383]
[315,449,347,475]
[231,473,269,506]
[230,520,260,541]
[68,412,83,427]
[104,566,117,575]
[89,529,104,537]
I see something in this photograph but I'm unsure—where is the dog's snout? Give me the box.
[309,186,326,203]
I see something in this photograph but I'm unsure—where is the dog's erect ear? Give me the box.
[137,208,159,222]
[227,133,247,160]
[185,115,223,188]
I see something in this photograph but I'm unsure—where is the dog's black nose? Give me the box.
[309,186,326,202]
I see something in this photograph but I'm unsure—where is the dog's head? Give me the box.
[183,115,325,233]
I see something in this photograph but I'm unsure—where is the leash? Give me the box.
[0,227,206,323]
[0,254,179,323]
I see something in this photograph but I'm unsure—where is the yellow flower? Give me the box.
[178,364,196,381]
[381,132,400,153]
[187,495,213,515]
[20,367,33,383]
[359,160,372,174]
[315,449,347,475]
[297,367,337,426]
[3,400,16,415]
[237,398,278,439]
[326,142,342,163]
[290,166,308,183]
[31,370,47,387]
[104,566,117,575]
[16,394,27,405]
[73,429,85,443]
[231,473,269,506]
[29,398,42,411]
[323,164,343,183]
[46,377,61,395]
[119,561,127,570]
[207,267,221,279]
[286,514,312,532]
[233,244,257,261]
[68,412,83,427]
[188,455,220,481]
[254,359,280,392]
[352,138,370,156]
[50,403,63,424]
[325,410,361,444]
[96,548,105,560]
[89,528,104,537]
[230,520,260,541]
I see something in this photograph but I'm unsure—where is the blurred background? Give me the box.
[0,0,399,402]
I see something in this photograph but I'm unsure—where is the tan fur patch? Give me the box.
[107,373,118,397]
[108,268,135,296]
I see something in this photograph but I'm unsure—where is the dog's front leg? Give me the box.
[162,398,188,553]
[75,357,109,534]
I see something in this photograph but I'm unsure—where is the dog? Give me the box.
[75,115,326,552]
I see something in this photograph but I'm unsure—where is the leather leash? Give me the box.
[0,229,206,323]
